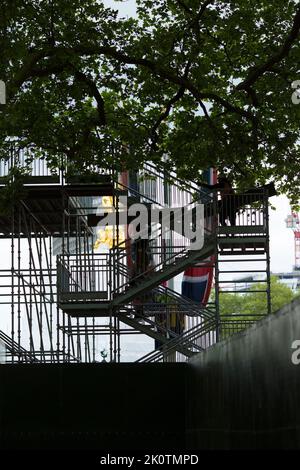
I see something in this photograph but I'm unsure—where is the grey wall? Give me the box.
[187,297,300,449]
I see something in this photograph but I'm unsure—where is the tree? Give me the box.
[1,1,300,202]
[209,276,297,338]
[217,276,296,318]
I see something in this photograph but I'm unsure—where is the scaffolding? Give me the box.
[0,145,273,363]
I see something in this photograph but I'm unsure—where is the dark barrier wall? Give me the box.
[187,296,300,449]
[1,298,300,450]
[0,363,188,450]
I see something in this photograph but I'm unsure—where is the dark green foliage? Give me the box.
[0,1,300,201]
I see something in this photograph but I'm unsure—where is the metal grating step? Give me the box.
[59,291,108,302]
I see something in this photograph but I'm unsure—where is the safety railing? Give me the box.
[136,313,266,363]
[118,304,202,350]
[57,253,110,302]
[0,329,39,363]
[112,262,217,346]
[0,143,60,183]
[216,189,269,232]
[0,141,113,185]
[154,284,216,319]
[219,315,266,340]
[109,194,216,297]
[119,293,214,323]
[136,317,217,362]
[117,302,213,358]
[56,190,269,308]
[109,184,270,301]
[139,162,210,206]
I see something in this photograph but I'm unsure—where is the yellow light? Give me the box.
[101,196,113,208]
[93,195,126,250]
[94,225,126,250]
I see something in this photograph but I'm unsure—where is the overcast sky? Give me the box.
[104,0,137,17]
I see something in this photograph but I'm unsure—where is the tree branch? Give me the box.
[150,86,186,150]
[73,70,106,126]
[198,100,216,131]
[8,50,47,98]
[196,0,214,22]
[176,0,214,20]
[70,45,257,122]
[9,43,257,124]
[19,59,106,126]
[204,28,234,67]
[176,0,214,46]
[175,0,192,15]
[237,5,300,91]
[149,61,191,149]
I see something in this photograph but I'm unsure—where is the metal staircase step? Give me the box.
[218,225,266,235]
[114,189,129,197]
[59,237,215,316]
[137,319,217,363]
[59,291,108,302]
[119,315,194,357]
[65,174,112,185]
[111,237,215,307]
[218,236,267,254]
[59,303,111,316]
[0,330,39,362]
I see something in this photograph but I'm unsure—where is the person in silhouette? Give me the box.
[200,176,236,226]
[129,238,155,321]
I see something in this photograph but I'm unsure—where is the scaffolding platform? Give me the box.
[0,180,114,236]
[217,224,268,254]
[59,291,109,302]
[59,303,111,317]
[218,236,267,255]
[0,148,274,363]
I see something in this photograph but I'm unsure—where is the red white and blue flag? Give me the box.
[181,168,216,305]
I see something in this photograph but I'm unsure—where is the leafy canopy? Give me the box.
[216,275,297,318]
[1,1,300,202]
